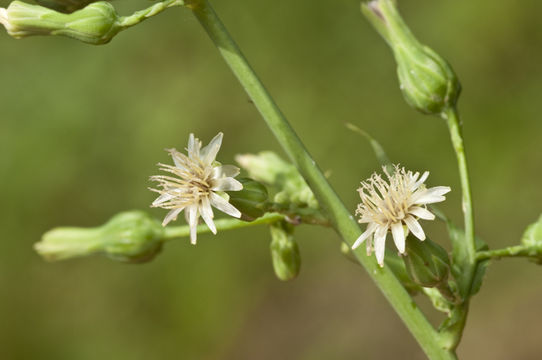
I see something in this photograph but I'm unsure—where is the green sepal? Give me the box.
[385,251,422,295]
[227,177,269,221]
[402,235,450,288]
[269,221,301,281]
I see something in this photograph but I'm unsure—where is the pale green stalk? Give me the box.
[164,212,285,240]
[118,0,184,28]
[442,107,476,293]
[476,245,536,261]
[187,1,455,358]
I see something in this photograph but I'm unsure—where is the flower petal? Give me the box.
[199,197,216,234]
[374,224,388,267]
[212,177,243,192]
[188,205,199,244]
[210,192,241,218]
[162,207,184,226]
[404,215,426,241]
[413,171,429,190]
[352,222,377,250]
[213,165,240,178]
[152,192,176,207]
[201,132,223,165]
[413,186,451,205]
[391,222,405,254]
[188,133,200,159]
[409,206,435,220]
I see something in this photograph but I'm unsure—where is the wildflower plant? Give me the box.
[6,0,541,358]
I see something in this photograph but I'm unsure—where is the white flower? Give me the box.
[352,165,450,267]
[149,132,243,244]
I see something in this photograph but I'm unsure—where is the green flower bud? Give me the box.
[0,1,122,45]
[384,251,422,295]
[35,211,165,263]
[236,152,318,209]
[269,222,301,281]
[402,235,450,288]
[227,178,269,221]
[521,214,542,264]
[362,0,460,114]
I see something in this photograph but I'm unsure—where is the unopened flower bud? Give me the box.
[269,222,301,281]
[35,211,165,263]
[227,178,269,221]
[236,152,318,209]
[0,1,122,45]
[402,235,450,288]
[521,214,542,264]
[362,0,460,114]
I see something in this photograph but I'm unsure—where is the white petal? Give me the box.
[188,134,199,159]
[201,132,223,165]
[352,223,377,250]
[188,205,199,244]
[167,149,188,171]
[391,222,405,254]
[210,192,241,218]
[413,186,451,205]
[162,207,184,226]
[404,215,426,241]
[152,192,175,207]
[413,171,429,190]
[213,165,240,178]
[374,225,388,267]
[212,177,243,192]
[409,206,435,220]
[199,197,216,234]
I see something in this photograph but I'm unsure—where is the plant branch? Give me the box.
[164,212,285,240]
[188,1,455,358]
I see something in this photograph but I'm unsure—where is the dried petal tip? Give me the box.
[149,133,243,244]
[352,165,450,266]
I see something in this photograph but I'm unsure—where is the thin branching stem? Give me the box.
[187,1,456,358]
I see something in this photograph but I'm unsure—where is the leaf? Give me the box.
[447,220,488,297]
[345,123,392,172]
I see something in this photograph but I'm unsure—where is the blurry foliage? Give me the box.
[1,0,542,359]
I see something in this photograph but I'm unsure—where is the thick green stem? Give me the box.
[188,1,455,358]
[164,212,285,240]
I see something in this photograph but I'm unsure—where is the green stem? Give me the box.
[443,107,477,287]
[189,1,455,358]
[476,245,537,261]
[117,0,184,28]
[164,212,285,240]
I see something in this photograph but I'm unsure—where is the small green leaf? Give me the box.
[448,221,487,297]
[345,123,392,172]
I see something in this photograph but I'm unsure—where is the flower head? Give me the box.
[353,165,450,267]
[149,132,243,244]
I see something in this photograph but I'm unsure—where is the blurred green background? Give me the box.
[1,0,542,358]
